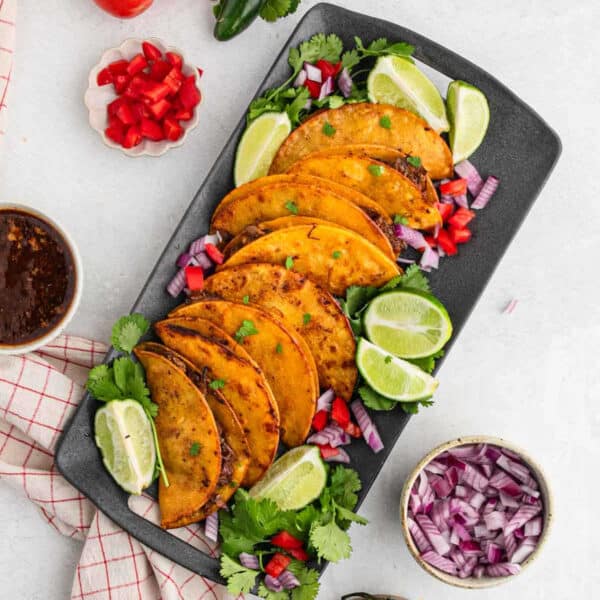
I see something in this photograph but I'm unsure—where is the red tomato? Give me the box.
[93,0,153,19]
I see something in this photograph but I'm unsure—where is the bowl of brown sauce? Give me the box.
[0,204,83,355]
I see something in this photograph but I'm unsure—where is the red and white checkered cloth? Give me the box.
[0,335,243,600]
[0,0,16,136]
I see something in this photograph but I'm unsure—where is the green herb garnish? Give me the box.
[385,355,393,364]
[332,250,342,259]
[322,122,336,137]
[285,200,299,214]
[303,313,311,325]
[379,115,392,129]
[407,155,422,168]
[235,319,259,342]
[367,164,384,177]
[242,295,250,305]
[209,379,226,390]
[285,256,294,269]
[276,343,283,354]
[394,214,408,225]
[189,442,201,456]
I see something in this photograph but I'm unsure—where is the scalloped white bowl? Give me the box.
[85,38,201,157]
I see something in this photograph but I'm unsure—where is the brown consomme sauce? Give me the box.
[0,208,76,346]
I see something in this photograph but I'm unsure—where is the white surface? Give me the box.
[1,0,598,598]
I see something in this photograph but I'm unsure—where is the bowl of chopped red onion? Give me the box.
[400,436,552,588]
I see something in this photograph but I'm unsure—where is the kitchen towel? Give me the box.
[0,335,238,599]
[0,0,16,137]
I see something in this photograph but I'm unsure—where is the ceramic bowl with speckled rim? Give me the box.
[84,38,201,157]
[400,435,553,588]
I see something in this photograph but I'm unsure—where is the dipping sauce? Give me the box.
[0,208,76,346]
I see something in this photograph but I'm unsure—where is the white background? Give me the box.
[1,0,599,598]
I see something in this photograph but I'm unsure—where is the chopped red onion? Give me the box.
[324,447,350,463]
[454,193,469,209]
[239,552,259,569]
[454,160,485,196]
[303,98,313,111]
[420,245,439,271]
[350,399,384,453]
[421,550,457,575]
[318,76,334,100]
[204,512,219,542]
[304,62,322,83]
[397,257,416,265]
[167,268,186,297]
[471,176,499,209]
[264,574,283,592]
[337,67,353,98]
[279,570,300,590]
[294,69,307,87]
[316,388,334,412]
[189,233,221,256]
[408,442,545,580]
[176,252,192,268]
[439,194,454,204]
[394,224,427,250]
[307,424,350,447]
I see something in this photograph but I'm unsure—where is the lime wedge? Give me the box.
[367,55,449,132]
[363,290,452,359]
[446,80,490,163]
[356,338,439,402]
[234,111,292,186]
[249,445,326,510]
[94,400,155,495]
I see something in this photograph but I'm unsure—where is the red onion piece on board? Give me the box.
[407,442,545,579]
[454,160,485,196]
[324,447,350,463]
[316,388,334,412]
[471,176,499,209]
[350,399,384,453]
[204,512,219,542]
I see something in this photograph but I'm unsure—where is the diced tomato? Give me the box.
[164,67,183,95]
[127,53,148,76]
[271,531,304,550]
[288,547,309,561]
[179,78,201,109]
[105,125,124,145]
[122,125,142,149]
[143,81,171,103]
[448,207,475,229]
[311,410,329,432]
[315,59,342,79]
[163,117,184,141]
[108,59,129,76]
[107,97,125,116]
[304,79,321,99]
[197,67,204,78]
[449,225,472,245]
[439,178,468,196]
[128,103,145,123]
[113,74,130,94]
[115,101,136,126]
[205,243,224,265]
[265,553,291,579]
[149,59,172,81]
[174,109,193,121]
[165,52,183,69]
[318,444,339,459]
[107,114,123,129]
[140,117,165,141]
[184,266,204,291]
[142,41,163,62]
[436,229,458,256]
[331,397,350,429]
[422,235,436,248]
[436,202,454,223]
[344,422,362,438]
[96,67,113,86]
[148,99,172,120]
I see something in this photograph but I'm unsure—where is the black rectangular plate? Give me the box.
[56,2,561,583]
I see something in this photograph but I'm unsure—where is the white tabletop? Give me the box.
[1,0,598,598]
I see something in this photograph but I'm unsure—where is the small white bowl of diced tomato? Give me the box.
[85,38,202,156]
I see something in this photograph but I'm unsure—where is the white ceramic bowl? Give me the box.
[0,204,83,355]
[400,435,553,589]
[85,38,201,157]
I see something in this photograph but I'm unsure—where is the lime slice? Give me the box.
[363,290,452,359]
[446,80,490,163]
[234,111,292,186]
[249,445,326,510]
[94,400,155,495]
[356,338,439,402]
[367,56,449,132]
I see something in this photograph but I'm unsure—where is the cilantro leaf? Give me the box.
[86,364,122,402]
[235,319,259,342]
[303,313,311,325]
[322,122,336,137]
[287,562,320,600]
[293,504,321,540]
[335,503,368,526]
[407,155,422,167]
[290,33,344,70]
[328,466,362,511]
[400,398,435,414]
[275,342,283,354]
[341,48,360,70]
[219,555,258,595]
[285,256,294,269]
[379,115,392,129]
[258,584,289,600]
[260,0,292,22]
[367,164,384,177]
[189,441,201,456]
[285,86,311,126]
[407,349,444,374]
[209,379,226,390]
[285,200,299,214]
[111,313,149,354]
[394,214,408,225]
[309,519,352,562]
[126,362,156,416]
[313,94,345,110]
[354,36,415,62]
[359,385,396,411]
[112,356,135,393]
[397,263,431,292]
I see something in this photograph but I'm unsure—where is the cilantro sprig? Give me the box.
[86,314,169,487]
[218,466,365,599]
[340,265,444,414]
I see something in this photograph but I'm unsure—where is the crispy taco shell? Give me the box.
[204,263,357,400]
[219,224,400,296]
[133,347,221,529]
[154,322,279,486]
[136,342,250,522]
[169,299,318,447]
[270,103,453,179]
